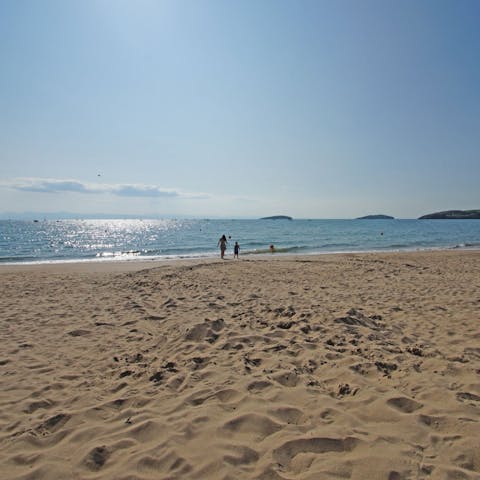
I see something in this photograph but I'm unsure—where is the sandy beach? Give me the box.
[1,250,479,480]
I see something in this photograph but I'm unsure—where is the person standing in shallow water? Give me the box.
[234,241,240,259]
[218,234,228,259]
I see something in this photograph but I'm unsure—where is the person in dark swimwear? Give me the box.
[234,241,240,259]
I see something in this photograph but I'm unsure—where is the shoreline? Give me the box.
[1,244,480,271]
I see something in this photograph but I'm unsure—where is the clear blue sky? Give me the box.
[1,0,479,218]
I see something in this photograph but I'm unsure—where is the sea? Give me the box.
[1,218,480,265]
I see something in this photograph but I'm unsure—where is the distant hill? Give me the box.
[357,214,394,220]
[260,215,293,220]
[419,210,480,219]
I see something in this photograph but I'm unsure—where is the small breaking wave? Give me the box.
[96,250,142,258]
[450,242,480,249]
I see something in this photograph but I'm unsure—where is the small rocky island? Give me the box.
[419,210,480,219]
[260,215,293,220]
[357,214,394,220]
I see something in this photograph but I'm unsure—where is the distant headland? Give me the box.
[260,215,293,220]
[419,210,480,219]
[356,214,394,220]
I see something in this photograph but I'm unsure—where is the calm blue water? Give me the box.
[1,219,480,264]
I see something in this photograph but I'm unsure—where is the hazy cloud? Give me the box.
[113,185,180,198]
[2,178,210,199]
[12,179,98,194]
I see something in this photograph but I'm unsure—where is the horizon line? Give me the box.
[0,212,425,221]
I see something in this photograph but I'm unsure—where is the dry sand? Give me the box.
[0,251,479,480]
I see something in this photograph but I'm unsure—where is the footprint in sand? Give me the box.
[456,392,480,403]
[268,406,305,425]
[126,419,164,443]
[185,319,225,343]
[67,329,90,337]
[417,414,446,428]
[82,445,110,471]
[35,413,71,434]
[273,436,360,467]
[215,388,243,403]
[184,389,212,406]
[273,371,299,387]
[221,413,281,441]
[23,399,55,414]
[223,445,259,466]
[386,397,423,413]
[137,452,191,475]
[248,380,273,393]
